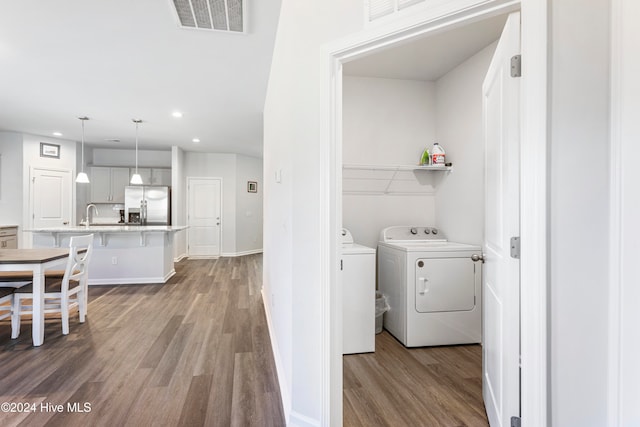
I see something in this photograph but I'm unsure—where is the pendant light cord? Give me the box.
[135,121,139,174]
[79,116,88,173]
[81,119,85,171]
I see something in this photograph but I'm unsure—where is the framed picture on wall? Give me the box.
[247,181,257,193]
[40,142,60,159]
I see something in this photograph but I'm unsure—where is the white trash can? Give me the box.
[375,291,390,334]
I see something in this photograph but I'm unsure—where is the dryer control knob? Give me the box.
[410,227,418,235]
[431,228,438,235]
[424,228,431,234]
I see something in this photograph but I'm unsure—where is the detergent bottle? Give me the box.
[431,142,445,166]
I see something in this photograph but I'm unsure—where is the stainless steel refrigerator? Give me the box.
[124,186,171,225]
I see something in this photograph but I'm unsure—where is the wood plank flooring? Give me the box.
[0,255,285,427]
[344,331,489,427]
[1,254,488,427]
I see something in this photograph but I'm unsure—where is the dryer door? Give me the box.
[415,257,476,313]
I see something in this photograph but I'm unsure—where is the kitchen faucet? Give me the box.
[85,204,99,228]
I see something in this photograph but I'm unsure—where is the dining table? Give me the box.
[0,248,71,346]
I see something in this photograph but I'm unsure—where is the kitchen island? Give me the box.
[29,225,187,285]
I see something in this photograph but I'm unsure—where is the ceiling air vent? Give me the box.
[366,0,425,22]
[171,0,245,33]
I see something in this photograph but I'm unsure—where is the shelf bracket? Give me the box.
[384,169,399,194]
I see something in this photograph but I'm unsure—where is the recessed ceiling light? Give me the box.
[192,138,200,143]
[52,132,62,137]
[172,111,183,118]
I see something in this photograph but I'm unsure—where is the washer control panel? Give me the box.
[380,226,446,242]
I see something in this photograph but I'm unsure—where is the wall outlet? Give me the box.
[111,256,117,265]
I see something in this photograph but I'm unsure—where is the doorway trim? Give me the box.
[319,0,548,425]
[27,166,74,249]
[186,176,223,258]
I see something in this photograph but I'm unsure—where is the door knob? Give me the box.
[471,254,485,263]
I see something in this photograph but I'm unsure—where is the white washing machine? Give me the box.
[341,228,376,354]
[377,226,483,347]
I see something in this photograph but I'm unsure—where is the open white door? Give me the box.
[31,168,72,228]
[187,177,222,257]
[482,12,521,427]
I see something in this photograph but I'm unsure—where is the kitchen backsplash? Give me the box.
[89,203,124,224]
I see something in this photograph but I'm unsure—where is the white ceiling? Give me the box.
[0,0,281,157]
[343,14,508,81]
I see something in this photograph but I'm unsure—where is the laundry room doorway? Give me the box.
[325,2,547,426]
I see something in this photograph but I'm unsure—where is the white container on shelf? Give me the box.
[431,142,446,166]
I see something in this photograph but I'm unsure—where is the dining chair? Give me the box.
[0,287,15,322]
[11,234,94,338]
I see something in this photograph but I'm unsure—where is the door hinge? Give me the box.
[340,259,343,271]
[510,236,521,259]
[511,416,521,427]
[511,54,522,78]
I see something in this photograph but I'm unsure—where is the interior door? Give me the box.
[187,177,221,257]
[31,168,72,228]
[482,12,521,427]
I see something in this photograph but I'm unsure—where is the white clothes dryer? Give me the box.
[341,228,376,354]
[377,226,483,347]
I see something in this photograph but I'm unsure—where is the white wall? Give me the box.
[236,155,263,254]
[21,133,78,247]
[613,1,640,424]
[340,42,496,249]
[264,0,364,424]
[434,41,497,245]
[265,0,632,425]
[549,0,610,425]
[184,152,237,255]
[182,152,263,257]
[342,76,437,248]
[0,132,24,233]
[172,146,187,260]
[92,148,171,167]
[343,76,437,164]
[342,195,434,248]
[341,42,497,248]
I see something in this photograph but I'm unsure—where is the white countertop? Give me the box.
[29,225,188,233]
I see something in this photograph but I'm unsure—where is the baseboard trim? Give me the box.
[221,249,264,257]
[174,253,189,262]
[88,269,175,286]
[185,249,263,259]
[187,255,220,260]
[261,287,292,424]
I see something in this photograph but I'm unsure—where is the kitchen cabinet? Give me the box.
[90,167,130,203]
[129,168,171,186]
[0,226,18,249]
[152,168,172,186]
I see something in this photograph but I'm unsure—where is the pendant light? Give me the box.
[130,119,143,185]
[75,116,90,183]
